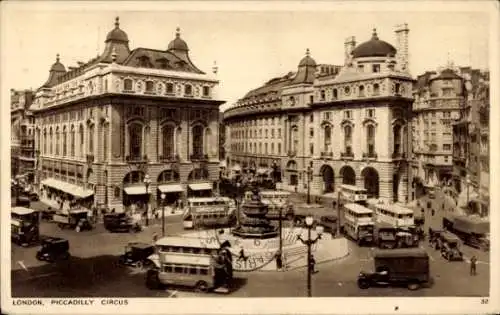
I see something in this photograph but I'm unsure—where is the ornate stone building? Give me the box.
[224,25,414,202]
[30,17,224,212]
[11,89,35,183]
[452,69,489,216]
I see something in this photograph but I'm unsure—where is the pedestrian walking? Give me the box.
[237,247,247,262]
[470,255,477,276]
[275,251,283,271]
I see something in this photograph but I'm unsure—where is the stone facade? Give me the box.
[31,18,224,212]
[224,27,414,202]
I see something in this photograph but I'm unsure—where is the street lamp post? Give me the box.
[306,161,313,205]
[161,193,166,236]
[143,174,151,227]
[297,216,323,297]
[235,181,242,226]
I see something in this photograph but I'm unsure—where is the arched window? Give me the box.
[359,85,365,97]
[62,126,67,156]
[128,122,143,159]
[320,90,326,101]
[70,125,75,157]
[124,79,133,91]
[192,125,204,157]
[88,124,94,154]
[373,83,380,95]
[79,124,84,157]
[367,125,376,155]
[102,123,109,161]
[332,88,338,100]
[204,128,212,156]
[55,127,60,156]
[393,125,402,155]
[161,125,175,158]
[324,125,332,151]
[43,129,47,154]
[185,84,193,96]
[344,125,352,154]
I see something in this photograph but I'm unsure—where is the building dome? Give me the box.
[298,48,316,67]
[168,27,189,51]
[105,17,129,43]
[351,29,396,58]
[50,54,66,72]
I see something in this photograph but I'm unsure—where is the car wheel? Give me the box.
[357,280,370,289]
[407,282,420,291]
[136,261,144,270]
[146,270,161,290]
[195,280,209,293]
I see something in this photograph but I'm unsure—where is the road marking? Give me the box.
[17,261,28,272]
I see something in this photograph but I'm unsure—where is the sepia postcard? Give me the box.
[1,1,499,314]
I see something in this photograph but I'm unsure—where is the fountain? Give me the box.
[231,186,278,239]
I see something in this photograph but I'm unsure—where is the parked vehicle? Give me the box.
[357,248,430,290]
[319,215,338,236]
[439,232,463,261]
[104,213,140,233]
[119,242,156,269]
[53,209,93,232]
[11,207,40,246]
[444,215,489,251]
[36,237,70,262]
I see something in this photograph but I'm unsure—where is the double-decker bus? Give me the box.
[341,203,374,245]
[339,184,368,204]
[11,207,40,246]
[183,197,236,229]
[243,190,294,220]
[369,202,415,228]
[146,236,233,293]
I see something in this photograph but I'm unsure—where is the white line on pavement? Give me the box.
[17,261,28,272]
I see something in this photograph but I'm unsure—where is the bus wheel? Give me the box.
[195,281,209,293]
[146,270,160,290]
[407,282,420,291]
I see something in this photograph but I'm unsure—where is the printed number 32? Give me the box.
[480,299,488,304]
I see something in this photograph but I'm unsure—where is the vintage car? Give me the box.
[36,237,70,262]
[395,228,418,248]
[118,242,156,269]
[319,215,338,236]
[53,209,93,232]
[358,248,430,290]
[439,232,463,261]
[375,225,398,249]
[104,213,140,233]
[447,215,489,251]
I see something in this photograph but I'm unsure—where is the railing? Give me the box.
[190,153,208,161]
[391,152,406,159]
[362,152,378,159]
[340,151,354,159]
[126,155,148,163]
[159,154,180,162]
[321,151,333,158]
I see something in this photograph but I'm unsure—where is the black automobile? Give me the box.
[104,213,139,233]
[36,237,70,262]
[118,242,155,269]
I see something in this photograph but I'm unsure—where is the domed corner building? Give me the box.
[223,24,416,203]
[31,17,225,213]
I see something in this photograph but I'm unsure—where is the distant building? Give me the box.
[452,69,489,216]
[30,17,224,212]
[11,89,35,183]
[224,25,415,202]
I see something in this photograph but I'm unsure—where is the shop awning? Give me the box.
[188,182,212,191]
[158,184,184,193]
[124,185,147,195]
[41,178,94,199]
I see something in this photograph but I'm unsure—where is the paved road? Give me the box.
[11,198,489,298]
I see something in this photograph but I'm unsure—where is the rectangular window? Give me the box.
[443,144,451,151]
[372,64,380,73]
[310,143,314,155]
[358,65,364,72]
[278,128,281,138]
[366,109,375,118]
[310,114,313,123]
[324,112,331,120]
[278,143,281,154]
[309,128,314,137]
[344,110,352,119]
[202,86,210,97]
[271,129,275,138]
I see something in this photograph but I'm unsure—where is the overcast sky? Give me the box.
[1,1,493,112]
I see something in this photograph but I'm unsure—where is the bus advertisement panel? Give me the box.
[340,184,368,204]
